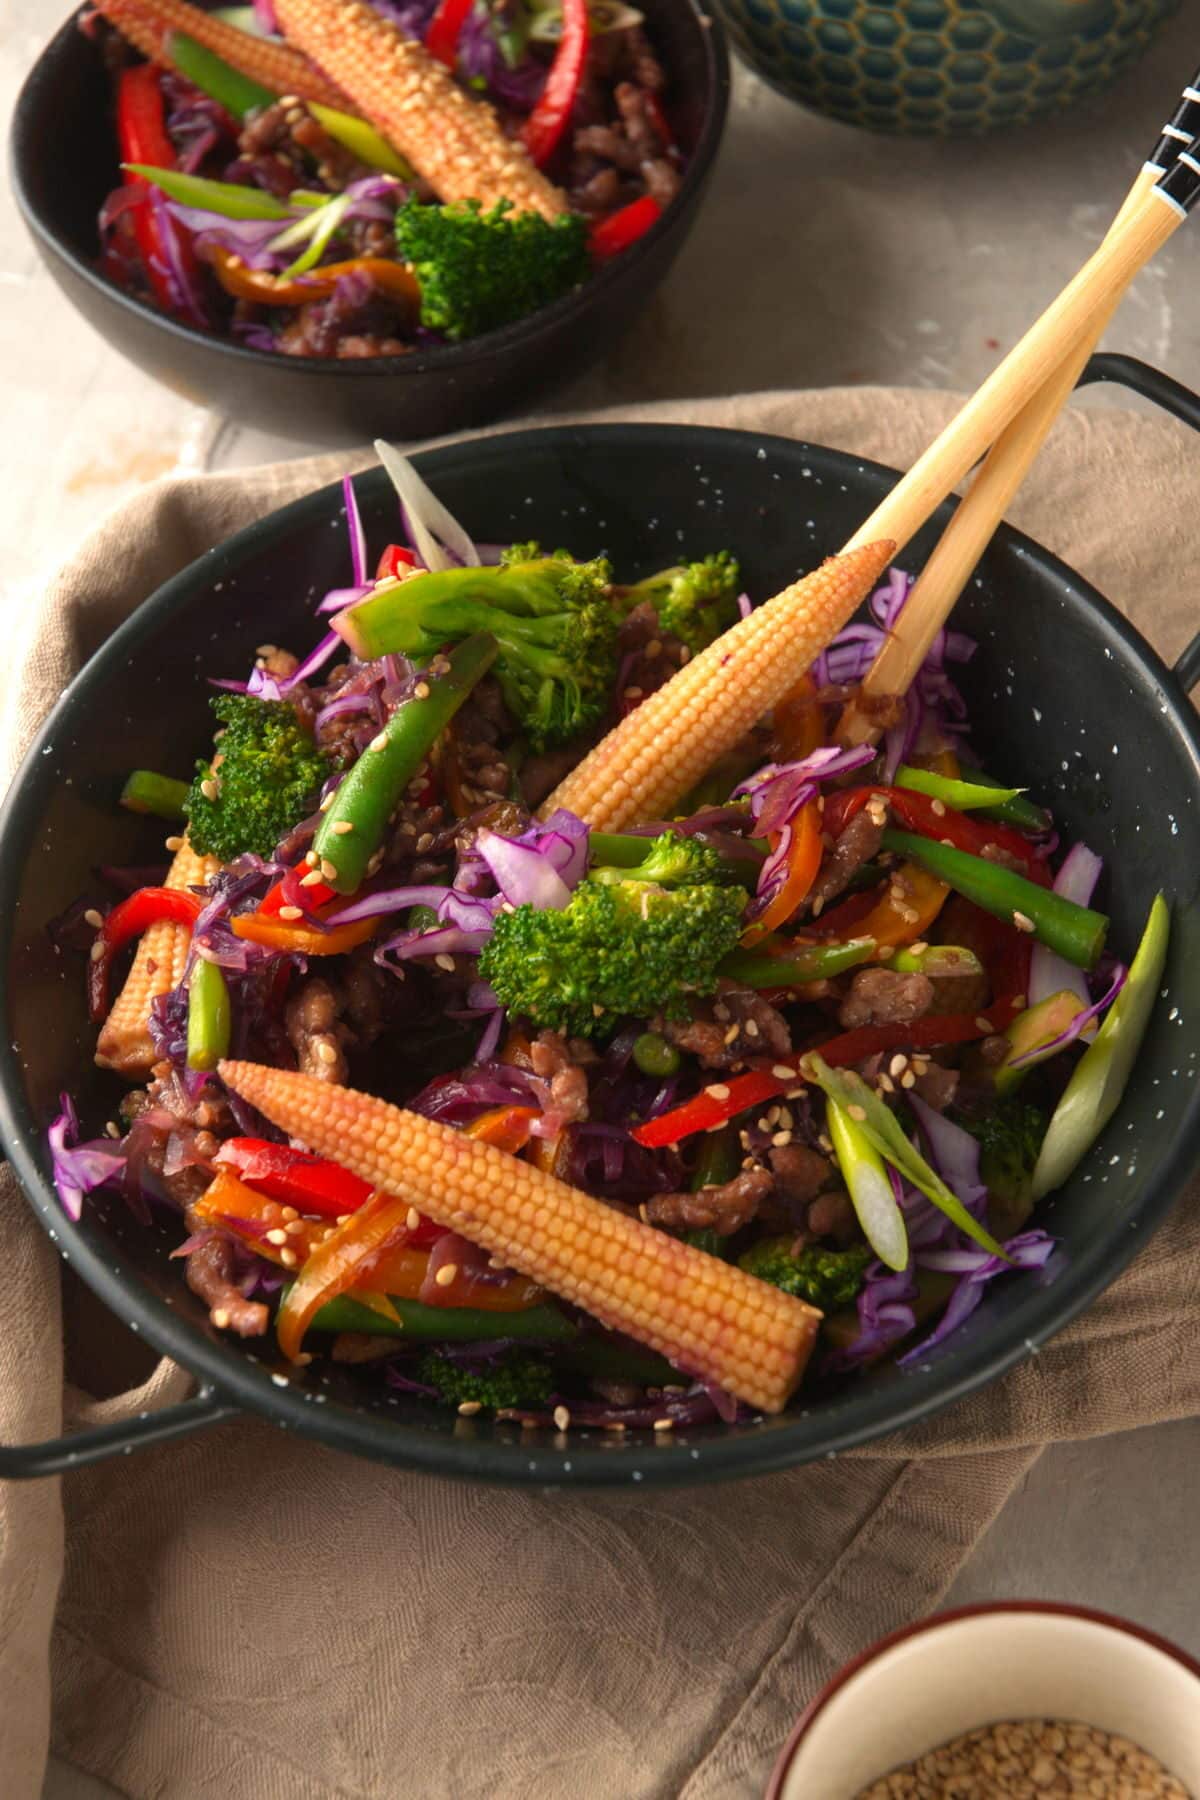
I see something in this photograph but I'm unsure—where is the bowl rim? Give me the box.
[9,0,730,380]
[765,1599,1200,1797]
[2,421,1199,1489]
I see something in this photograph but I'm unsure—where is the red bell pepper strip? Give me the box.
[641,91,675,152]
[376,544,417,581]
[87,886,204,1023]
[630,1000,1025,1148]
[116,65,205,327]
[215,1137,376,1221]
[589,195,663,261]
[523,0,589,167]
[258,863,338,919]
[425,0,476,66]
[823,785,1048,884]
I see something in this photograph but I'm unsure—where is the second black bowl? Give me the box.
[10,1,729,444]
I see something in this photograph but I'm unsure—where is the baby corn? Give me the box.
[94,0,350,109]
[96,839,219,1077]
[274,0,568,218]
[218,1060,822,1410]
[541,542,896,831]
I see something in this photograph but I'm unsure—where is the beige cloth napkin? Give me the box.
[3,386,1199,1800]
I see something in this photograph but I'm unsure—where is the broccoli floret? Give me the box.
[479,878,748,1038]
[418,1350,555,1412]
[184,695,330,862]
[347,555,616,750]
[738,1237,872,1310]
[395,197,589,342]
[591,829,745,891]
[962,1098,1048,1239]
[617,552,742,654]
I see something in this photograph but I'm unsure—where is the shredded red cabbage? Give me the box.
[898,1229,1057,1363]
[48,1095,126,1222]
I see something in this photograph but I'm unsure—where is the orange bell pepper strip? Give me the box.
[816,861,949,953]
[192,1167,330,1263]
[230,911,377,956]
[462,1105,539,1155]
[208,246,422,310]
[742,801,823,945]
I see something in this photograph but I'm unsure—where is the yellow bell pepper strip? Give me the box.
[816,861,950,955]
[310,632,499,895]
[742,801,822,944]
[1031,894,1169,1199]
[274,1188,422,1360]
[230,909,376,956]
[193,1166,334,1266]
[882,829,1107,970]
[208,245,422,310]
[185,957,231,1073]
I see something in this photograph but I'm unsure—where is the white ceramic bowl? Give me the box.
[768,1603,1200,1798]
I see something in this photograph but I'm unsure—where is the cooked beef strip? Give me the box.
[286,977,348,1084]
[519,743,589,810]
[805,1187,858,1245]
[913,1062,959,1111]
[183,1232,269,1337]
[574,123,642,173]
[529,1031,594,1123]
[573,168,624,216]
[808,807,887,909]
[645,1168,773,1236]
[837,968,935,1031]
[657,985,792,1069]
[768,1143,839,1207]
[640,156,682,208]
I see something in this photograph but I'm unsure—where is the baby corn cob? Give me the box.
[95,839,219,1077]
[219,1060,822,1410]
[540,542,896,831]
[274,0,568,219]
[94,0,350,110]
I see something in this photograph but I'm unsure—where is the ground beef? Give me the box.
[443,686,514,816]
[286,977,347,1084]
[658,985,792,1069]
[183,1232,269,1338]
[808,807,887,910]
[768,1143,839,1208]
[612,600,689,711]
[645,1167,773,1236]
[805,1187,858,1245]
[275,277,412,359]
[572,167,624,217]
[385,799,446,867]
[529,1031,594,1123]
[567,32,680,214]
[838,968,935,1031]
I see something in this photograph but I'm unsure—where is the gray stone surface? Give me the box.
[3,5,1197,1795]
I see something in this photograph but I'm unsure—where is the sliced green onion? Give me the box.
[528,0,643,39]
[994,990,1086,1096]
[167,31,275,118]
[307,104,413,178]
[888,943,982,979]
[827,1096,908,1270]
[803,1054,1006,1259]
[186,957,231,1073]
[123,165,295,220]
[119,770,189,820]
[632,1031,680,1077]
[1031,895,1170,1199]
[271,191,353,276]
[895,764,1024,813]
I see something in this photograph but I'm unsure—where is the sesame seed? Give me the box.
[931,799,946,817]
[1012,994,1027,1011]
[255,644,277,658]
[434,952,456,972]
[266,1228,289,1246]
[406,1207,421,1231]
[1013,910,1036,933]
[415,832,434,853]
[723,1024,739,1046]
[414,682,431,700]
[811,896,825,918]
[211,1308,230,1329]
[370,732,389,753]
[320,859,339,883]
[300,869,325,888]
[315,1040,339,1066]
[771,1129,793,1147]
[332,820,354,836]
[847,1103,867,1122]
[458,1401,482,1416]
[279,1248,298,1268]
[878,1072,895,1093]
[772,1064,795,1080]
[766,1106,780,1127]
[900,1070,917,1089]
[553,1405,570,1431]
[889,1054,908,1076]
[334,1213,349,1225]
[305,850,319,867]
[487,1256,506,1271]
[434,1263,458,1287]
[624,687,643,702]
[744,1019,760,1038]
[975,1016,992,1032]
[909,941,928,956]
[319,792,335,812]
[200,778,219,803]
[90,941,106,963]
[105,1120,121,1138]
[280,1206,299,1222]
[164,835,184,853]
[285,1219,306,1236]
[653,1418,674,1431]
[278,905,303,921]
[705,1084,731,1100]
[604,1421,626,1433]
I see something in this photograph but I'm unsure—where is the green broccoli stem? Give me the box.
[719,935,876,989]
[304,1294,576,1342]
[312,633,498,894]
[185,958,231,1073]
[167,31,276,118]
[589,829,765,876]
[882,828,1107,970]
[120,770,189,820]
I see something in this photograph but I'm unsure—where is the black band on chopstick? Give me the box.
[1156,148,1200,215]
[1145,71,1200,175]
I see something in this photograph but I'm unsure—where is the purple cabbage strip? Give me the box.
[1028,842,1103,1015]
[897,1230,1057,1363]
[733,745,875,837]
[823,1262,918,1372]
[908,1095,989,1223]
[1008,963,1127,1070]
[48,1095,126,1223]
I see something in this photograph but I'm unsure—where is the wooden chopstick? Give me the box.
[832,72,1200,733]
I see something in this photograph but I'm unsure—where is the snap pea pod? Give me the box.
[882,828,1107,970]
[168,31,275,117]
[719,935,876,989]
[304,1293,577,1342]
[186,958,231,1073]
[960,769,1053,834]
[312,632,498,894]
[119,770,189,820]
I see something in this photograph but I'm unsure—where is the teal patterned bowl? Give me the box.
[711,0,1181,134]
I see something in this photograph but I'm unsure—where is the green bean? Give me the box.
[186,958,231,1073]
[119,770,189,820]
[304,1294,576,1342]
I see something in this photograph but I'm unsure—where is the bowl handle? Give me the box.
[0,1386,236,1480]
[1075,352,1200,694]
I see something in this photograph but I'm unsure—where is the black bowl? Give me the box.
[9,4,729,444]
[3,415,1200,1487]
